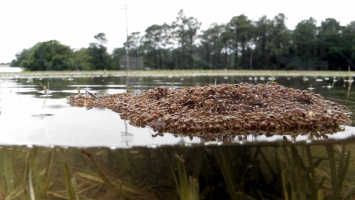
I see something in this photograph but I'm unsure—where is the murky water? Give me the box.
[0,74,355,199]
[0,75,354,147]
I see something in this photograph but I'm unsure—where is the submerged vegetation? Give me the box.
[1,142,355,199]
[68,82,351,139]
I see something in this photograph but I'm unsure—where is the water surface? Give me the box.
[0,75,354,147]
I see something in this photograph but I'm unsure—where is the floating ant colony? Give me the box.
[67,82,351,140]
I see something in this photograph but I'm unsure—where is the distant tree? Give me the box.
[11,11,355,71]
[172,9,201,69]
[228,14,255,69]
[199,23,226,69]
[253,15,272,69]
[124,32,143,69]
[317,18,344,69]
[94,32,108,46]
[72,48,93,70]
[87,43,112,70]
[143,24,175,69]
[292,18,318,69]
[87,33,112,70]
[342,21,355,68]
[158,23,176,69]
[267,13,292,69]
[10,48,31,67]
[219,25,234,69]
[112,47,126,70]
[11,40,74,70]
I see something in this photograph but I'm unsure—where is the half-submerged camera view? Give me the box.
[0,74,354,199]
[1,0,355,199]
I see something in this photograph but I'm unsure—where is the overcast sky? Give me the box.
[0,0,354,63]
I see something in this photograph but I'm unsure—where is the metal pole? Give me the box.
[124,5,129,70]
[121,4,130,92]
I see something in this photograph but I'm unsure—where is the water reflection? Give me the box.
[0,76,354,147]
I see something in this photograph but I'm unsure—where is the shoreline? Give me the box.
[0,69,354,79]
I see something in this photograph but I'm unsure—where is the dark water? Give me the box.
[0,75,354,199]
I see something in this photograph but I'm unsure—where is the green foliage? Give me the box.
[124,32,144,69]
[12,33,114,71]
[94,32,108,45]
[111,47,126,70]
[87,43,112,70]
[119,12,355,71]
[199,23,226,69]
[172,9,201,69]
[72,48,94,70]
[0,143,355,199]
[14,40,75,71]
[11,11,355,71]
[228,14,255,69]
[342,21,355,63]
[144,25,166,69]
[86,32,113,70]
[292,18,318,69]
[10,48,31,67]
[317,18,345,70]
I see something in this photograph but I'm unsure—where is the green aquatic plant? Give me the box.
[0,142,354,199]
[1,147,15,195]
[214,148,238,200]
[38,81,50,117]
[61,148,79,200]
[39,81,50,95]
[167,152,199,200]
[0,147,55,199]
[325,144,351,199]
[81,149,145,198]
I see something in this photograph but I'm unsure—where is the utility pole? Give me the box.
[121,4,131,92]
[123,5,129,70]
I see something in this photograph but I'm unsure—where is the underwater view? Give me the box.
[0,73,354,199]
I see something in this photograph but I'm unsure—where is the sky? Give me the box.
[0,0,354,63]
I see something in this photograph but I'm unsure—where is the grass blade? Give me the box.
[81,150,143,196]
[215,148,237,200]
[325,145,340,199]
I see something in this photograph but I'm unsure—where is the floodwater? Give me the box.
[0,75,354,147]
[0,74,355,199]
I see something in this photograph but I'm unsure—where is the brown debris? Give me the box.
[67,82,351,139]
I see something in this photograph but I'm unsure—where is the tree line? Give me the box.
[11,9,355,71]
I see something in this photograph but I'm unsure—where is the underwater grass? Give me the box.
[0,142,354,199]
[167,152,199,200]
